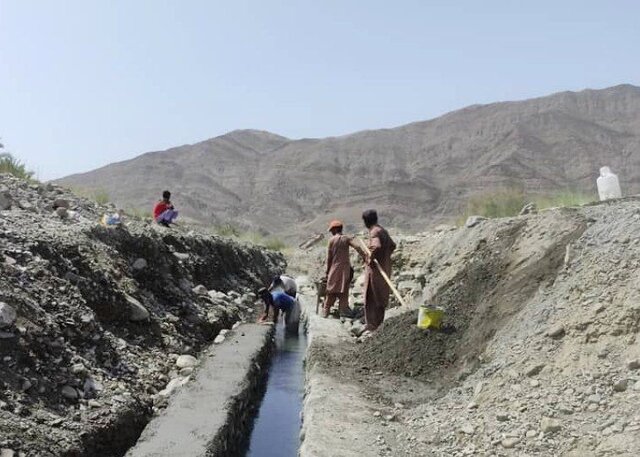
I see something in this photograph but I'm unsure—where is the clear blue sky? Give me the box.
[1,0,639,180]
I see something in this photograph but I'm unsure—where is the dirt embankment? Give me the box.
[304,199,640,456]
[0,174,284,456]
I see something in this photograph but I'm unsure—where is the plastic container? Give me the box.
[597,166,622,201]
[417,305,444,329]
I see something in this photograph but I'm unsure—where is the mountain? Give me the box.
[57,84,640,238]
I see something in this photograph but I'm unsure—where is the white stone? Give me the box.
[214,335,225,344]
[501,437,519,448]
[0,303,17,328]
[158,376,190,397]
[540,417,561,433]
[132,258,148,270]
[175,355,197,369]
[193,285,208,296]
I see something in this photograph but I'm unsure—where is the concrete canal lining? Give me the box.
[126,323,275,457]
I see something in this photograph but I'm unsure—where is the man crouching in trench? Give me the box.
[258,287,301,335]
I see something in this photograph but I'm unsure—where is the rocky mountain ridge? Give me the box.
[58,84,640,238]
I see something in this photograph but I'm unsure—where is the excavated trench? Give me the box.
[124,317,308,457]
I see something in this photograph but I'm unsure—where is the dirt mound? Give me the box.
[0,174,284,456]
[353,311,459,380]
[352,211,586,385]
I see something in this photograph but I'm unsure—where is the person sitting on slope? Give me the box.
[153,190,179,227]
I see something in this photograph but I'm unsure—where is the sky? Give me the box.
[1,1,639,180]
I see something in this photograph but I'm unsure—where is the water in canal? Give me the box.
[246,325,307,457]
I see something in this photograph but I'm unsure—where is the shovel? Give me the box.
[356,238,408,308]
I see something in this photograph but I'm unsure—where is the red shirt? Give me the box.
[153,201,172,219]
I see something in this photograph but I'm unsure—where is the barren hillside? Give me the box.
[58,84,640,238]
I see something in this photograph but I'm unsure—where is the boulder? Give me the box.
[125,294,150,321]
[193,285,208,296]
[540,417,561,434]
[61,385,79,401]
[53,198,70,209]
[0,191,12,210]
[465,215,487,228]
[519,202,538,215]
[0,303,17,328]
[175,355,197,369]
[132,258,148,270]
[55,207,69,219]
[546,324,566,339]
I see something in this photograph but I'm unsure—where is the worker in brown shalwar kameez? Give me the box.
[362,209,396,331]
[323,220,365,318]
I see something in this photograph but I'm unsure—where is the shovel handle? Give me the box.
[357,238,408,308]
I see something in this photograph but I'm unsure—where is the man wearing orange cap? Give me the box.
[323,220,366,318]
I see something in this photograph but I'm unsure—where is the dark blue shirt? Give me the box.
[272,291,295,312]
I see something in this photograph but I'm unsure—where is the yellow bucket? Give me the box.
[417,306,444,329]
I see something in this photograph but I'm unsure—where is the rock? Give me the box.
[546,324,565,339]
[496,412,510,422]
[125,294,150,321]
[193,285,208,296]
[175,355,197,369]
[627,359,640,370]
[529,379,540,388]
[465,216,487,228]
[71,363,86,375]
[173,252,190,261]
[214,335,225,344]
[83,377,103,394]
[55,207,69,219]
[525,363,545,377]
[519,202,537,215]
[0,303,17,328]
[132,258,148,270]
[613,379,628,392]
[460,424,474,435]
[0,449,15,457]
[540,417,561,434]
[179,367,194,377]
[61,385,78,400]
[53,198,70,209]
[564,244,575,266]
[350,322,366,337]
[501,437,520,448]
[0,191,13,210]
[158,376,190,397]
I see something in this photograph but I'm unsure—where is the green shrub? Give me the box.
[465,188,528,219]
[0,153,35,181]
[125,207,151,219]
[459,188,596,223]
[533,191,594,209]
[92,189,110,205]
[215,223,241,237]
[213,223,287,252]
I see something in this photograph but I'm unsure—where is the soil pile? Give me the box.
[312,198,640,456]
[0,174,284,456]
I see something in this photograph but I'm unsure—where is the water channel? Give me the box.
[245,325,307,457]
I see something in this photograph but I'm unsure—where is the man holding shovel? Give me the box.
[322,220,366,318]
[361,209,396,331]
